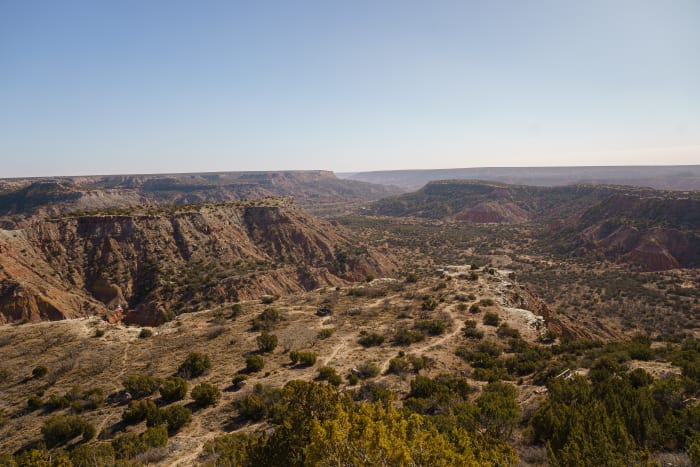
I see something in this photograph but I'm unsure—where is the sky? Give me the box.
[1,0,699,177]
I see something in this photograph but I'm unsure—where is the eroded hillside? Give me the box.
[370,180,700,271]
[0,199,395,325]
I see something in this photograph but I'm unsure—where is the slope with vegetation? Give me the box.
[0,264,698,466]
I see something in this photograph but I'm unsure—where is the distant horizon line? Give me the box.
[2,163,699,181]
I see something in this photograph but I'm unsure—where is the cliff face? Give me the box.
[560,193,700,271]
[0,199,396,325]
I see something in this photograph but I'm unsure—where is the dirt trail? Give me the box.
[95,337,132,436]
[323,336,348,366]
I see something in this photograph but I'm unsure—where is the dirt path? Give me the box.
[95,337,131,436]
[323,336,348,366]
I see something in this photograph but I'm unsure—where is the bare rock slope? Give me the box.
[0,199,396,324]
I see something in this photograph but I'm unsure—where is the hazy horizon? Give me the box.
[2,1,699,177]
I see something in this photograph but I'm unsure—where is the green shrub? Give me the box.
[41,414,94,447]
[356,362,380,379]
[141,425,168,449]
[123,374,161,398]
[63,385,104,413]
[112,432,144,459]
[462,327,483,341]
[191,383,221,407]
[469,304,481,313]
[111,425,167,460]
[122,399,158,425]
[407,354,430,372]
[358,331,385,347]
[159,377,188,403]
[476,382,519,437]
[32,365,48,378]
[138,328,153,339]
[27,394,43,411]
[231,374,248,389]
[246,355,264,373]
[251,307,281,331]
[421,296,438,311]
[405,272,418,283]
[388,358,411,376]
[256,332,278,353]
[392,327,424,345]
[317,328,334,339]
[45,394,70,411]
[483,312,500,327]
[317,366,342,386]
[70,443,116,465]
[147,404,192,434]
[290,351,317,367]
[414,319,447,336]
[480,298,495,306]
[496,324,521,339]
[177,352,211,379]
[237,394,267,421]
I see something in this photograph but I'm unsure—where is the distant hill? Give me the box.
[340,165,700,191]
[370,180,700,271]
[0,170,401,227]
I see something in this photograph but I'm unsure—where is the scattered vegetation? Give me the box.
[191,383,221,407]
[159,377,188,403]
[177,352,211,378]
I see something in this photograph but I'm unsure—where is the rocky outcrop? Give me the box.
[0,199,396,324]
[519,287,596,340]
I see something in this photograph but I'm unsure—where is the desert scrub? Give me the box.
[191,383,221,407]
[122,399,158,425]
[392,326,424,345]
[252,307,282,331]
[138,328,153,338]
[317,328,335,339]
[256,331,278,353]
[32,365,48,378]
[246,355,264,373]
[414,319,447,336]
[358,331,385,347]
[355,361,380,379]
[231,374,248,389]
[146,404,192,434]
[41,414,95,447]
[177,352,211,378]
[290,351,317,367]
[318,367,342,386]
[483,312,501,327]
[122,374,162,398]
[159,377,188,402]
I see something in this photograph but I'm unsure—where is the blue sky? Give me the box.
[1,0,699,177]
